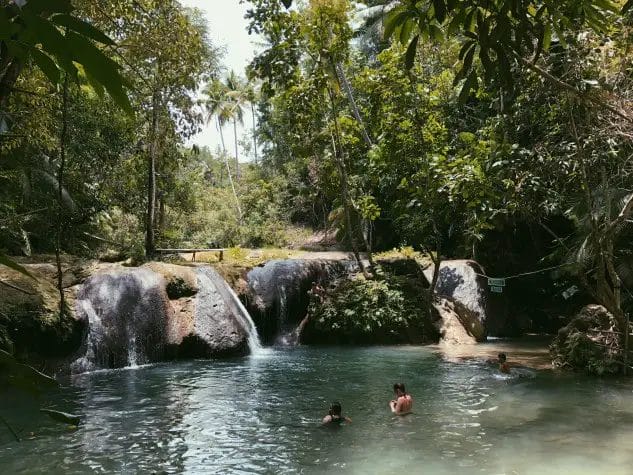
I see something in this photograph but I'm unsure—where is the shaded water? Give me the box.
[2,343,633,474]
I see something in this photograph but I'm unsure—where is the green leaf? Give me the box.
[30,47,60,84]
[542,23,552,51]
[65,31,133,114]
[51,14,116,45]
[458,40,474,60]
[82,67,106,98]
[461,42,477,75]
[23,0,73,14]
[21,10,68,57]
[399,16,414,44]
[479,46,493,80]
[429,24,443,41]
[458,70,477,103]
[433,0,446,23]
[447,10,464,35]
[0,253,34,279]
[383,7,411,41]
[404,35,419,70]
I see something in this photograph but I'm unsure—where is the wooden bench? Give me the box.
[155,248,226,262]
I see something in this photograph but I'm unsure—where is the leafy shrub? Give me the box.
[227,246,249,262]
[303,273,438,344]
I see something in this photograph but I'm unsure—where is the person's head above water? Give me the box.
[329,402,342,416]
[498,353,507,363]
[393,383,406,396]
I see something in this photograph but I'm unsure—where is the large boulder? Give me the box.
[72,267,171,371]
[71,263,250,372]
[432,298,478,345]
[550,304,623,375]
[0,262,86,360]
[424,260,488,341]
[244,259,348,345]
[165,266,249,359]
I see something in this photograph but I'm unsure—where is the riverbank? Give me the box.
[434,335,554,370]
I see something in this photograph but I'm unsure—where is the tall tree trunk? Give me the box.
[219,118,242,223]
[325,85,370,279]
[158,195,166,233]
[251,102,258,165]
[55,76,69,320]
[233,118,240,180]
[145,89,159,259]
[332,60,372,147]
[0,52,22,111]
[329,56,377,269]
[217,119,226,186]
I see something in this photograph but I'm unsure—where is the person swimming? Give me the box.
[322,402,352,425]
[497,353,511,374]
[389,383,413,415]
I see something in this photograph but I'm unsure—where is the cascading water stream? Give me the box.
[225,284,263,353]
[197,266,264,355]
[73,265,266,373]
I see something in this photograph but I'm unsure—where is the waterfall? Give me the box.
[197,267,263,355]
[245,259,348,346]
[225,284,263,353]
[72,268,170,372]
[72,265,265,372]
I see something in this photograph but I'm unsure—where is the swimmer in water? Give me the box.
[322,402,352,425]
[389,383,413,415]
[497,352,511,374]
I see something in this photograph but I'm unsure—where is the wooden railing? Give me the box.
[155,248,226,262]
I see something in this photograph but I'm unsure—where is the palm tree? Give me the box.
[224,70,247,180]
[204,78,242,222]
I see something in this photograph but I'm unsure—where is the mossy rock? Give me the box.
[0,264,85,359]
[143,262,198,299]
[550,304,623,375]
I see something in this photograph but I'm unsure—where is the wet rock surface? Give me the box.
[72,264,250,371]
[550,304,624,375]
[424,260,489,341]
[167,267,248,359]
[244,259,349,345]
[72,268,171,371]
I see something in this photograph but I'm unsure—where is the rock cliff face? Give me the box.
[71,264,250,371]
[0,260,252,373]
[72,267,171,371]
[432,298,478,345]
[170,266,249,359]
[0,262,87,360]
[244,259,348,345]
[424,260,489,342]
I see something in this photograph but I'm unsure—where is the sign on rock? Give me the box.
[488,278,506,287]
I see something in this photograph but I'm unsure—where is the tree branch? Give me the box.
[515,53,633,123]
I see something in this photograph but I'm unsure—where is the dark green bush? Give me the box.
[302,273,439,345]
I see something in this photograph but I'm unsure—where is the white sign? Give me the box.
[488,278,506,287]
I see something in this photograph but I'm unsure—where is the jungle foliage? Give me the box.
[1,0,633,351]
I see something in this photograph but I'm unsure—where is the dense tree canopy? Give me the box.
[1,0,633,343]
